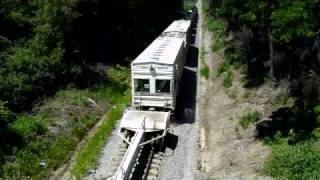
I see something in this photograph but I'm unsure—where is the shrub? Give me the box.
[224,45,246,66]
[206,17,226,34]
[264,142,320,180]
[201,66,210,79]
[11,115,47,141]
[217,61,231,77]
[239,111,261,129]
[206,17,226,53]
[211,38,224,52]
[223,68,233,88]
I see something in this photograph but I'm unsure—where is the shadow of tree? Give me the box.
[255,106,316,144]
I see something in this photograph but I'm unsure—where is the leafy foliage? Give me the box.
[2,66,130,179]
[271,1,316,42]
[223,68,233,89]
[264,142,320,180]
[0,0,183,178]
[205,0,320,179]
[200,66,210,79]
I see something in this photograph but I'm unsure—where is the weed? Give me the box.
[223,68,233,88]
[216,61,230,78]
[229,160,235,166]
[242,90,251,99]
[200,48,210,80]
[211,38,224,52]
[227,88,237,99]
[201,66,210,80]
[206,17,225,34]
[274,87,292,106]
[200,48,206,64]
[239,111,261,129]
[205,17,226,53]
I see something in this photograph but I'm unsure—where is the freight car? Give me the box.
[111,19,191,180]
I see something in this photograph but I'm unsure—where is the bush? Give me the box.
[264,142,320,180]
[206,17,226,34]
[239,111,261,129]
[217,61,231,77]
[211,38,224,52]
[201,66,210,79]
[11,115,47,141]
[223,68,233,88]
[224,45,246,63]
[2,66,131,179]
[206,17,226,53]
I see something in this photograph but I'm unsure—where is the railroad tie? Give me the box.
[150,163,161,170]
[146,175,158,180]
[148,169,159,176]
[151,159,161,165]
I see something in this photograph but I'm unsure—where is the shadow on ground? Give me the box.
[255,106,316,143]
[174,11,199,124]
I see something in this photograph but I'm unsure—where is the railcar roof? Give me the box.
[131,36,184,65]
[163,19,191,33]
[132,19,190,66]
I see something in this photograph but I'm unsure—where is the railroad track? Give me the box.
[107,133,166,180]
[129,134,165,180]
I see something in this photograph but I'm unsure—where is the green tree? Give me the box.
[271,0,316,43]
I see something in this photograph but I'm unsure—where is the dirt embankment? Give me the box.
[197,4,285,179]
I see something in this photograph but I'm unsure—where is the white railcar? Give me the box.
[131,19,191,110]
[112,19,192,180]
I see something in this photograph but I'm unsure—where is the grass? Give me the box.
[206,16,225,34]
[239,111,261,129]
[70,66,130,178]
[200,66,210,79]
[227,88,237,99]
[216,60,233,89]
[263,141,320,180]
[1,66,130,179]
[217,61,231,78]
[260,105,320,179]
[223,68,233,88]
[205,16,226,52]
[273,87,292,106]
[3,89,104,179]
[211,38,224,52]
[200,48,210,80]
[71,96,129,178]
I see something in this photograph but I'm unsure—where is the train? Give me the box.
[131,19,191,111]
[111,19,192,180]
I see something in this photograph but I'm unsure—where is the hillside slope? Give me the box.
[197,1,286,179]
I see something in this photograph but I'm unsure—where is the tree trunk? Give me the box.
[269,28,276,81]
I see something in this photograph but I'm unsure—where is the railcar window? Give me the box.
[135,79,150,93]
[156,80,170,93]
